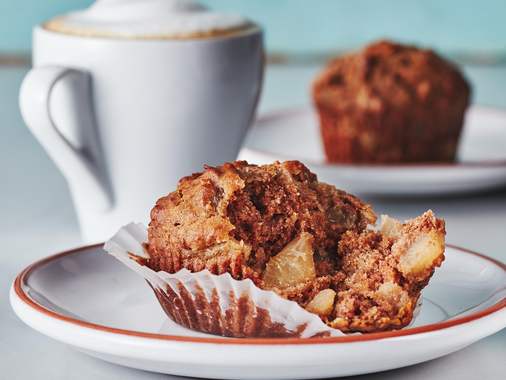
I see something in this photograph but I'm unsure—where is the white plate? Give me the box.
[239,105,506,196]
[10,244,506,379]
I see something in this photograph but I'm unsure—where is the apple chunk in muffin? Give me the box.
[263,232,316,289]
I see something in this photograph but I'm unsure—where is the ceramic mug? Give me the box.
[20,25,263,243]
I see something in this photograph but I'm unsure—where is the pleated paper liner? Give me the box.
[104,223,421,338]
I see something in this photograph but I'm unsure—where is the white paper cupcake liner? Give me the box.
[104,223,422,338]
[104,223,342,338]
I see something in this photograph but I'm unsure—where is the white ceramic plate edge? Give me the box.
[9,244,506,379]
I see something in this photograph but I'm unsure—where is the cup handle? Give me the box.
[19,66,112,211]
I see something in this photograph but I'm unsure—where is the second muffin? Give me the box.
[312,40,471,163]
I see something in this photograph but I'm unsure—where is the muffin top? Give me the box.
[147,160,375,282]
[312,40,470,113]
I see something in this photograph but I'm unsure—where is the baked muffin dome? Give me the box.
[147,160,375,290]
[312,40,471,163]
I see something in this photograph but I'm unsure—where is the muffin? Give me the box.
[139,160,445,334]
[312,40,471,163]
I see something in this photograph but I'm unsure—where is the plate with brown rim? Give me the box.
[239,105,506,196]
[10,243,506,379]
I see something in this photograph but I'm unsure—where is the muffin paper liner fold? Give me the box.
[104,223,342,338]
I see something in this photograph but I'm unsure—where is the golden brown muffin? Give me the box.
[146,160,445,333]
[312,40,471,163]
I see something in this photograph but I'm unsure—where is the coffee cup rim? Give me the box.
[34,23,262,44]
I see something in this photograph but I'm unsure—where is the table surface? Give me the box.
[1,65,505,380]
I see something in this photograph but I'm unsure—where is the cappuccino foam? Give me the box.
[44,0,253,39]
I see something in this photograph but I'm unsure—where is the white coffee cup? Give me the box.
[19,1,264,243]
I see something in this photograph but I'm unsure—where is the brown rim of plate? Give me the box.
[248,105,506,168]
[13,243,506,345]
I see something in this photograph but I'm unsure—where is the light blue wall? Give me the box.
[0,0,91,52]
[1,0,505,54]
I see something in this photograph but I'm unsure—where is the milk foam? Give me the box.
[45,0,252,39]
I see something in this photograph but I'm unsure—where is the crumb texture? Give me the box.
[331,210,445,332]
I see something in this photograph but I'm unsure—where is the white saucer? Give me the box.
[10,244,506,379]
[239,105,506,196]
